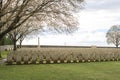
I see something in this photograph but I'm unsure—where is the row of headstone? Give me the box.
[7,50,120,65]
[0,45,14,51]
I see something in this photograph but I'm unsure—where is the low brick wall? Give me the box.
[0,45,13,51]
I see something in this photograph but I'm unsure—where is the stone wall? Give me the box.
[0,45,13,51]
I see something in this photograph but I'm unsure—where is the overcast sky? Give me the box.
[23,0,120,46]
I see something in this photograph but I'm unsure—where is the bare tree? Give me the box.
[106,25,120,48]
[8,22,40,51]
[0,0,84,40]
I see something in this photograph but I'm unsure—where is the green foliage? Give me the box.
[0,36,5,45]
[0,36,13,45]
[0,51,10,58]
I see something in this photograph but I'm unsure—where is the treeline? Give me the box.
[0,36,13,45]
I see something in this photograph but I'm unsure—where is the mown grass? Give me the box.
[0,62,120,80]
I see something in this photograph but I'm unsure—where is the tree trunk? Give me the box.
[116,38,119,48]
[0,0,2,19]
[0,37,4,58]
[116,44,118,48]
[19,37,24,48]
[13,40,17,51]
[20,40,22,48]
[0,0,3,41]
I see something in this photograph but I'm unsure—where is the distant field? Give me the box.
[0,62,120,80]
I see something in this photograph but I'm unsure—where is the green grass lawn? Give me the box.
[0,62,120,80]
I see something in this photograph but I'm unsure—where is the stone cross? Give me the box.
[38,37,40,48]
